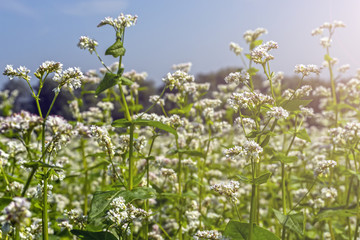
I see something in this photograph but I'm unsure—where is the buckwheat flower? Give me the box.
[210,180,240,202]
[194,98,222,110]
[320,37,332,48]
[89,125,114,157]
[234,117,256,129]
[34,61,63,79]
[294,64,320,76]
[97,14,138,31]
[250,41,279,64]
[224,70,249,85]
[3,65,31,81]
[194,230,222,239]
[272,71,284,86]
[321,187,337,201]
[64,209,87,229]
[53,67,84,92]
[229,42,243,56]
[97,101,114,112]
[243,27,268,43]
[299,106,314,118]
[311,27,323,36]
[162,70,195,90]
[0,197,31,226]
[0,149,9,166]
[77,36,98,54]
[224,146,244,160]
[293,188,308,202]
[337,64,350,73]
[243,140,263,159]
[314,159,336,176]
[149,95,165,106]
[160,168,177,181]
[172,62,192,73]
[82,69,100,84]
[313,86,331,97]
[123,70,148,82]
[267,106,289,119]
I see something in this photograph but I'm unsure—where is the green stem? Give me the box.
[128,124,135,190]
[81,139,88,215]
[175,137,183,240]
[42,171,49,240]
[249,158,256,240]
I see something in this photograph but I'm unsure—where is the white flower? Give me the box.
[78,36,98,54]
[53,67,84,91]
[229,42,243,56]
[97,14,138,30]
[224,71,249,85]
[3,65,31,81]
[0,197,31,226]
[267,106,289,119]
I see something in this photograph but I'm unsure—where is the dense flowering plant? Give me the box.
[0,12,358,240]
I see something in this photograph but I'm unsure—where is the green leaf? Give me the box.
[296,129,311,142]
[324,54,332,62]
[271,152,298,163]
[0,198,12,211]
[223,220,279,240]
[95,72,120,95]
[236,175,250,183]
[127,104,143,112]
[88,187,156,221]
[169,104,194,115]
[88,190,121,221]
[316,208,357,221]
[248,67,259,76]
[111,118,132,128]
[251,172,271,185]
[120,76,133,86]
[71,229,118,240]
[281,99,312,112]
[250,39,263,50]
[273,209,304,236]
[105,38,126,58]
[133,119,177,136]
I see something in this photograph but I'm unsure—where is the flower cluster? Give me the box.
[3,65,31,81]
[224,70,249,86]
[0,197,31,226]
[97,14,138,30]
[210,180,240,202]
[194,230,223,240]
[77,36,98,54]
[162,70,195,91]
[106,196,149,233]
[172,62,192,73]
[227,91,274,111]
[294,64,320,76]
[34,61,63,79]
[53,67,84,92]
[229,42,243,56]
[250,41,278,64]
[267,106,289,120]
[243,27,268,43]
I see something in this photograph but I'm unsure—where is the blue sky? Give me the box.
[1,0,360,87]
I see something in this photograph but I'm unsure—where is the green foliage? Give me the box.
[223,221,280,240]
[105,39,126,58]
[71,230,118,240]
[95,72,120,95]
[273,209,304,236]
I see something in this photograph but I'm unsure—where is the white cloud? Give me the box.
[0,0,37,18]
[62,0,128,16]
